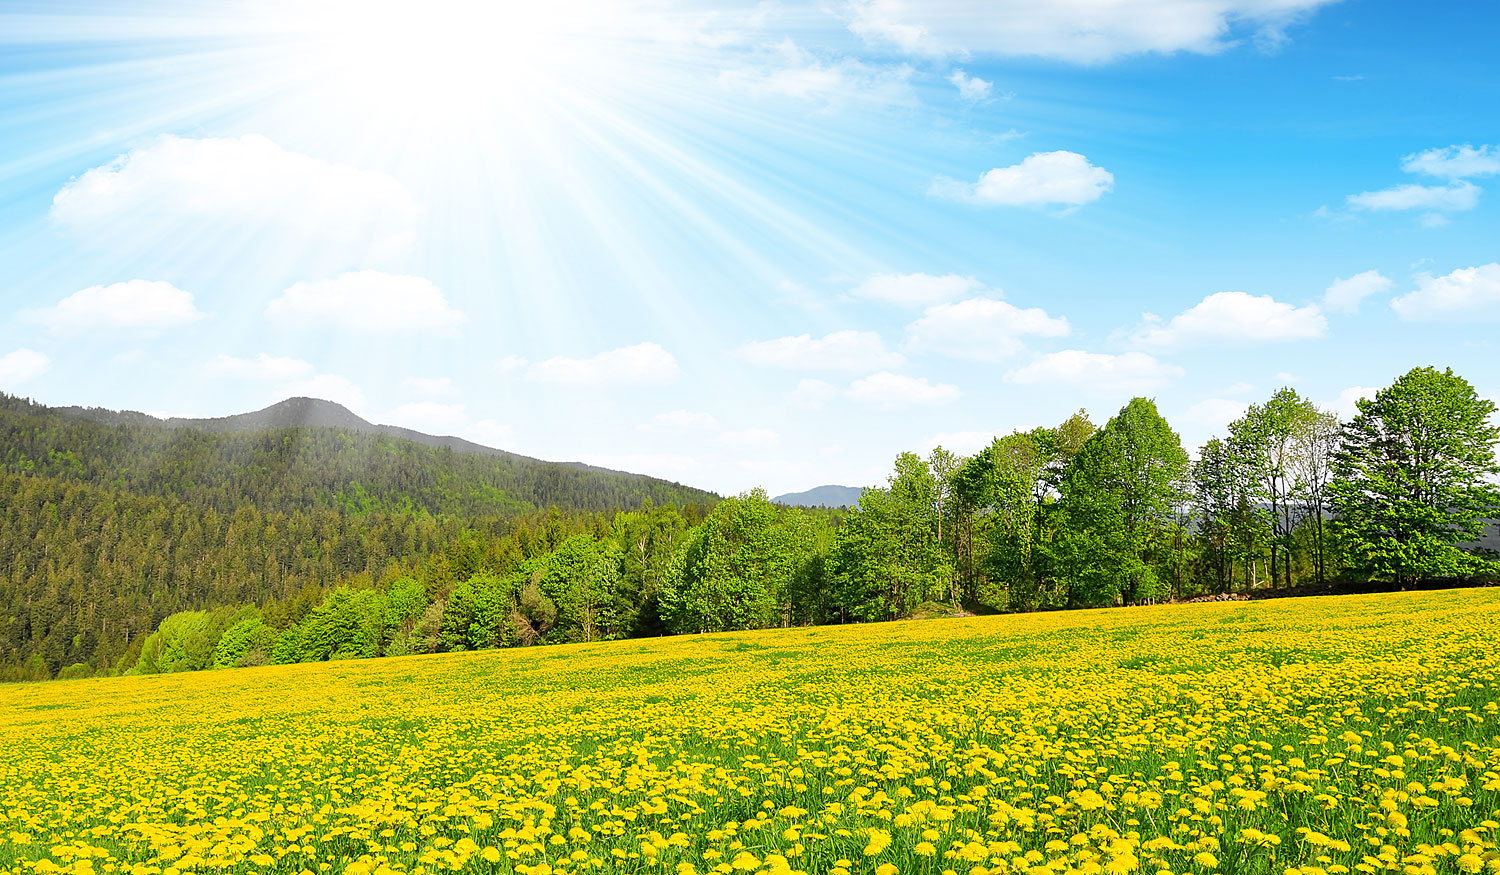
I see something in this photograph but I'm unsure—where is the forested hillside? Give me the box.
[0,393,717,679]
[5,367,1498,682]
[0,393,718,516]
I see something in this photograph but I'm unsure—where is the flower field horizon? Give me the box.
[4,590,1499,875]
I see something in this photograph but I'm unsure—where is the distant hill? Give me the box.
[773,485,865,509]
[0,391,721,677]
[0,393,720,518]
[53,395,635,476]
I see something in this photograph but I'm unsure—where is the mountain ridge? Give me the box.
[773,484,865,509]
[51,396,651,479]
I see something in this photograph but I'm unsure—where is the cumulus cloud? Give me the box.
[1401,144,1500,180]
[786,378,837,410]
[495,355,528,375]
[948,69,993,100]
[738,330,904,371]
[931,151,1113,208]
[1322,270,1392,314]
[846,371,961,408]
[1005,350,1183,392]
[905,297,1070,361]
[401,376,461,398]
[850,273,982,306]
[1390,264,1500,322]
[1346,181,1479,213]
[206,353,316,381]
[0,349,50,388]
[717,40,914,106]
[526,342,679,386]
[842,0,1337,62]
[1132,291,1326,350]
[26,280,206,334]
[50,135,418,265]
[267,271,465,334]
[644,409,718,431]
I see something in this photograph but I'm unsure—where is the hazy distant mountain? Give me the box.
[2,392,720,516]
[773,485,865,508]
[54,396,621,474]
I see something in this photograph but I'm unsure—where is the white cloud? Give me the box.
[1005,350,1184,392]
[948,69,993,100]
[267,271,465,334]
[842,0,1337,63]
[283,373,368,411]
[1346,180,1479,212]
[738,330,904,371]
[1401,144,1500,180]
[206,353,316,381]
[931,151,1113,208]
[905,297,1070,361]
[495,355,528,375]
[717,40,914,106]
[1132,291,1326,350]
[51,134,418,265]
[1182,398,1251,432]
[786,378,837,410]
[850,272,981,306]
[401,376,460,398]
[526,342,679,386]
[26,280,205,334]
[387,401,470,434]
[1332,386,1378,420]
[0,349,50,388]
[644,409,718,431]
[1322,269,1392,314]
[846,371,961,408]
[717,428,781,449]
[1390,263,1500,322]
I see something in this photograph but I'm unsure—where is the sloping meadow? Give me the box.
[3,590,1499,875]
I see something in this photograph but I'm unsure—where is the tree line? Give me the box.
[6,366,1497,682]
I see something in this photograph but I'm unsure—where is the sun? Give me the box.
[272,0,603,124]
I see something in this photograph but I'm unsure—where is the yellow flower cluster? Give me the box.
[3,590,1499,875]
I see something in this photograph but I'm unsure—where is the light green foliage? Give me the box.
[1229,387,1320,589]
[1057,397,1189,606]
[290,587,390,661]
[212,612,277,669]
[829,453,953,620]
[1331,366,1500,585]
[661,489,817,633]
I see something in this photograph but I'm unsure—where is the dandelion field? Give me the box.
[4,591,1499,875]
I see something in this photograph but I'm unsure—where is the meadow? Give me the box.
[3,590,1498,875]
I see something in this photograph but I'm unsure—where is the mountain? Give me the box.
[0,392,720,518]
[0,391,721,679]
[54,396,635,475]
[773,485,865,509]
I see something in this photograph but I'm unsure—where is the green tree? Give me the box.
[1056,398,1188,606]
[1230,388,1319,589]
[1330,367,1500,586]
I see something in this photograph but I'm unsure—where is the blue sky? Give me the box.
[0,0,1496,495]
